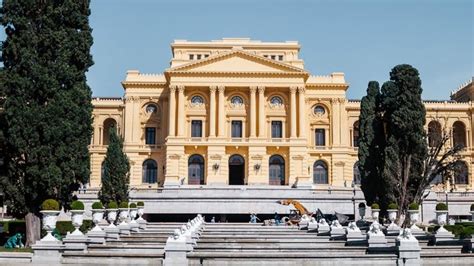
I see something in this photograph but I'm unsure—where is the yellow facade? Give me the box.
[89,38,474,190]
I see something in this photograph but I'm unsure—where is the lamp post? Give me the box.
[351,181,356,221]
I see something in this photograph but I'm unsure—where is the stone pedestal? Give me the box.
[307,221,318,232]
[32,239,64,264]
[129,220,140,232]
[87,228,106,245]
[368,221,387,248]
[137,219,147,230]
[397,229,421,266]
[164,233,188,266]
[346,222,365,244]
[434,226,455,243]
[118,222,131,236]
[299,220,309,230]
[409,224,425,237]
[104,225,120,241]
[386,222,401,236]
[63,233,88,253]
[317,220,330,235]
[330,223,345,239]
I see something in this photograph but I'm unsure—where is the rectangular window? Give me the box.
[263,55,268,58]
[231,121,242,138]
[197,54,202,60]
[204,54,209,58]
[145,127,156,144]
[271,121,283,138]
[278,55,283,61]
[191,120,202,137]
[189,54,194,60]
[271,55,276,60]
[315,129,326,146]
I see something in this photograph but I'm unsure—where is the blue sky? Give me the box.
[3,0,474,99]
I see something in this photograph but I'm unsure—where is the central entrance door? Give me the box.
[228,154,245,185]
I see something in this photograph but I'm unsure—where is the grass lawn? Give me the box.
[0,247,32,253]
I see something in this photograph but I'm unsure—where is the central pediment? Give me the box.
[166,50,308,75]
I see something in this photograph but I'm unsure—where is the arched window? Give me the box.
[353,121,360,147]
[231,96,244,105]
[269,155,285,185]
[270,96,283,106]
[146,104,158,114]
[102,118,117,145]
[314,105,325,116]
[142,159,157,184]
[313,160,328,184]
[353,162,361,185]
[188,154,205,185]
[191,95,204,105]
[428,121,442,147]
[454,161,468,185]
[453,121,466,148]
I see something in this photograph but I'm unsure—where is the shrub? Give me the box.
[358,203,366,208]
[56,221,75,236]
[129,203,137,208]
[70,200,84,210]
[137,201,144,207]
[371,203,380,210]
[80,220,93,233]
[41,199,59,211]
[119,202,129,208]
[436,203,448,211]
[91,202,103,210]
[470,204,474,211]
[408,203,419,210]
[387,203,398,210]
[107,201,118,209]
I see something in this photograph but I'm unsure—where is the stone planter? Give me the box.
[388,209,397,224]
[107,209,118,227]
[436,210,448,227]
[119,208,129,225]
[408,210,419,225]
[91,209,104,232]
[137,206,145,221]
[129,208,138,221]
[70,210,85,236]
[358,207,366,220]
[40,210,60,242]
[372,209,380,220]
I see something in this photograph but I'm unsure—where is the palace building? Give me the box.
[86,39,474,221]
[89,38,474,193]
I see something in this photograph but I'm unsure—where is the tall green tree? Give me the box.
[98,127,130,205]
[0,0,93,246]
[359,65,428,221]
[358,81,387,205]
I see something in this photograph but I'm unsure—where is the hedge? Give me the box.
[428,224,474,239]
[55,220,93,236]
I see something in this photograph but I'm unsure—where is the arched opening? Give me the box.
[102,118,117,145]
[353,121,360,147]
[353,162,361,185]
[269,155,285,185]
[142,159,157,184]
[313,160,328,184]
[428,121,442,147]
[229,154,245,185]
[454,161,468,185]
[188,154,205,185]
[453,121,466,148]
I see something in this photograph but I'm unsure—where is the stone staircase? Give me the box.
[59,221,474,265]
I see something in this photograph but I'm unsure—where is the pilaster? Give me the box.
[297,86,306,138]
[250,86,257,138]
[168,85,177,137]
[217,86,226,137]
[290,86,297,138]
[258,86,266,138]
[209,86,217,137]
[177,85,186,137]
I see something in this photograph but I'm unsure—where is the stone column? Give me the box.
[168,85,176,137]
[209,86,217,137]
[250,86,257,138]
[258,86,265,138]
[298,86,306,138]
[290,86,297,138]
[218,86,226,137]
[177,85,185,137]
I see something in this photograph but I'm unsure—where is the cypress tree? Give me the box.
[98,127,130,205]
[358,81,386,205]
[0,0,93,245]
[381,64,427,216]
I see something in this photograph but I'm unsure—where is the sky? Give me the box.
[3,0,474,99]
